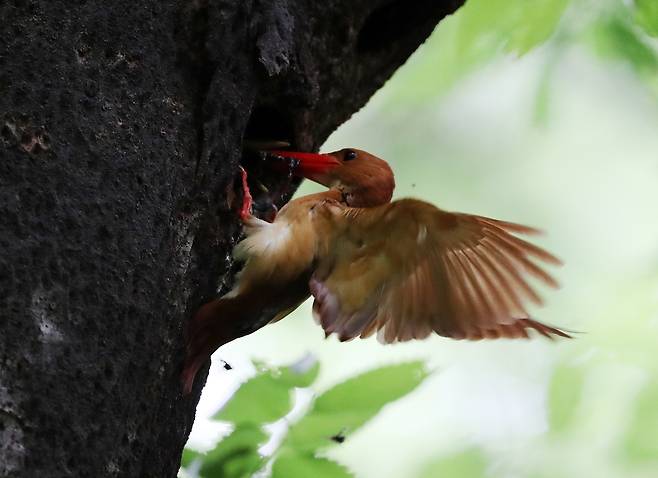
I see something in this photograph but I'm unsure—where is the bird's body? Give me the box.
[234,190,342,291]
[182,149,568,394]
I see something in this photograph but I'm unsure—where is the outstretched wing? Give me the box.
[310,198,568,343]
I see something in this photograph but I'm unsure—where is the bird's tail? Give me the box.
[181,297,246,395]
[181,276,311,395]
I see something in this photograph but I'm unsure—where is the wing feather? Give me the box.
[310,199,568,343]
[471,242,529,318]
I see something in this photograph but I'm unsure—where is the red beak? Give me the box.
[267,150,340,177]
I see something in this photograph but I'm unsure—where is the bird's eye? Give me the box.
[344,149,357,161]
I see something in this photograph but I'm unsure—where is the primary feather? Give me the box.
[308,198,567,343]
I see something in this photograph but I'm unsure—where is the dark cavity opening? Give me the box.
[244,104,293,145]
[241,104,300,217]
[357,0,447,54]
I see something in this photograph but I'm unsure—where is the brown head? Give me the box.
[270,148,395,207]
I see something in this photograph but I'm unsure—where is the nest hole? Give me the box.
[244,104,293,144]
[357,0,443,54]
[240,104,299,216]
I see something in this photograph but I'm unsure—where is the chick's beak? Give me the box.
[267,150,340,185]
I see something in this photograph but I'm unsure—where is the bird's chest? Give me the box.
[238,204,329,281]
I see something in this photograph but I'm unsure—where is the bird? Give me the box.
[181,148,569,394]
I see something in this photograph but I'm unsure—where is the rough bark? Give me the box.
[0,0,463,476]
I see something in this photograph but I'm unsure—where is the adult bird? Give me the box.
[182,148,568,394]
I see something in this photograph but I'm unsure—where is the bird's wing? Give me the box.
[310,198,568,343]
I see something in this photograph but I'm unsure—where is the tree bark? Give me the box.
[0,0,463,476]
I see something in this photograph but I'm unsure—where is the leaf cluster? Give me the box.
[181,358,428,478]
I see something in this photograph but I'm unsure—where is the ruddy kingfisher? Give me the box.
[182,148,569,394]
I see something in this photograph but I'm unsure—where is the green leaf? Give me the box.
[314,361,428,412]
[419,448,487,478]
[636,0,658,37]
[199,425,267,478]
[271,449,354,478]
[623,379,658,463]
[579,4,658,96]
[533,58,555,126]
[384,0,570,105]
[214,357,319,424]
[180,448,202,469]
[589,14,658,76]
[504,0,570,55]
[284,410,364,450]
[278,356,321,388]
[214,372,293,424]
[547,363,585,434]
[286,362,429,450]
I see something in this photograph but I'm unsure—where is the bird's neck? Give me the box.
[296,189,344,204]
[323,189,345,202]
[280,189,344,217]
[336,183,394,207]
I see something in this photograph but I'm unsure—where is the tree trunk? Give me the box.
[0,0,463,476]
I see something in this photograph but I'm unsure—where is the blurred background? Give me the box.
[183,0,658,476]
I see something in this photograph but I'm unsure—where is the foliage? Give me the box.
[635,0,658,37]
[587,4,658,91]
[623,378,658,463]
[386,0,570,105]
[271,450,354,478]
[388,0,658,113]
[547,363,585,434]
[415,352,658,478]
[181,359,428,478]
[212,359,320,425]
[418,449,487,478]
